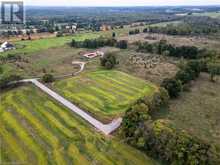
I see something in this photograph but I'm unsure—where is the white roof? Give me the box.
[1,42,8,48]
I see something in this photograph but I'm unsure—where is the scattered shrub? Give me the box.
[161,78,182,98]
[116,40,128,49]
[42,74,54,83]
[100,52,117,69]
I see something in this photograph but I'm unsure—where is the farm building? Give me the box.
[0,42,15,52]
[83,50,104,59]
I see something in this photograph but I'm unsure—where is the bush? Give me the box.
[120,103,150,145]
[100,52,117,69]
[143,88,169,114]
[116,40,128,49]
[208,63,220,82]
[71,37,117,49]
[42,74,54,83]
[0,74,22,89]
[143,120,220,165]
[161,78,182,98]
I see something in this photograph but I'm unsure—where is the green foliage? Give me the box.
[208,63,220,82]
[138,40,202,59]
[116,40,128,49]
[121,103,150,140]
[143,88,169,114]
[42,74,54,83]
[71,37,117,49]
[100,52,117,69]
[129,29,140,35]
[161,78,182,98]
[145,16,220,36]
[0,72,22,89]
[143,120,220,165]
[112,32,116,38]
[121,88,169,143]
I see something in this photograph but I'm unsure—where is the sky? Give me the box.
[24,0,220,7]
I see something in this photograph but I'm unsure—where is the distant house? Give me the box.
[83,50,104,59]
[100,24,112,31]
[0,42,15,52]
[55,23,77,33]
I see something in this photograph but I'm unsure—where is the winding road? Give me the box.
[20,61,122,135]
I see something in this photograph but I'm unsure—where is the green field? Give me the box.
[193,12,220,18]
[53,70,156,121]
[0,85,159,165]
[1,32,100,57]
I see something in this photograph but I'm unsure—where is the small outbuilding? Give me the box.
[0,42,16,52]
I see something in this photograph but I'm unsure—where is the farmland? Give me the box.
[0,85,159,165]
[53,70,157,121]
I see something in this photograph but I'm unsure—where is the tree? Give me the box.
[100,52,117,69]
[116,40,128,49]
[112,32,116,38]
[42,74,54,83]
[71,39,77,47]
[161,78,182,98]
[0,74,22,89]
[208,63,220,82]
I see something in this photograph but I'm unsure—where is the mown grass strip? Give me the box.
[0,121,27,163]
[8,94,66,165]
[1,111,47,165]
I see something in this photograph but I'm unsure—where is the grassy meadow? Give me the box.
[0,85,159,165]
[1,32,100,57]
[53,70,157,121]
[153,73,220,147]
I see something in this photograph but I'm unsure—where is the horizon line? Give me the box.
[25,4,220,7]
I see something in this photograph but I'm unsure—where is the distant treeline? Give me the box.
[144,16,220,35]
[71,37,128,49]
[137,40,206,59]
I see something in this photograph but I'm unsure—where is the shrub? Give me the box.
[42,74,54,83]
[143,88,169,114]
[120,103,150,144]
[100,52,117,69]
[161,78,182,98]
[116,40,128,49]
[143,120,220,165]
[208,63,220,82]
[0,74,22,89]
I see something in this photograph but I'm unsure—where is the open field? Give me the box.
[0,32,100,57]
[153,73,220,147]
[193,12,220,18]
[0,85,159,165]
[0,24,151,57]
[53,70,157,121]
[149,21,182,27]
[119,32,220,52]
[115,49,179,85]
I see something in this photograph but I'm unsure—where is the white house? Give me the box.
[0,42,16,52]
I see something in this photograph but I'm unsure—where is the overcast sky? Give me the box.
[24,0,220,6]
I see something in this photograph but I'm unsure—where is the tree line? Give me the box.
[143,16,220,36]
[120,84,220,165]
[137,40,205,59]
[71,37,128,49]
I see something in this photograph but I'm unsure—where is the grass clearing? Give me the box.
[53,70,157,121]
[153,73,220,147]
[0,85,160,165]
